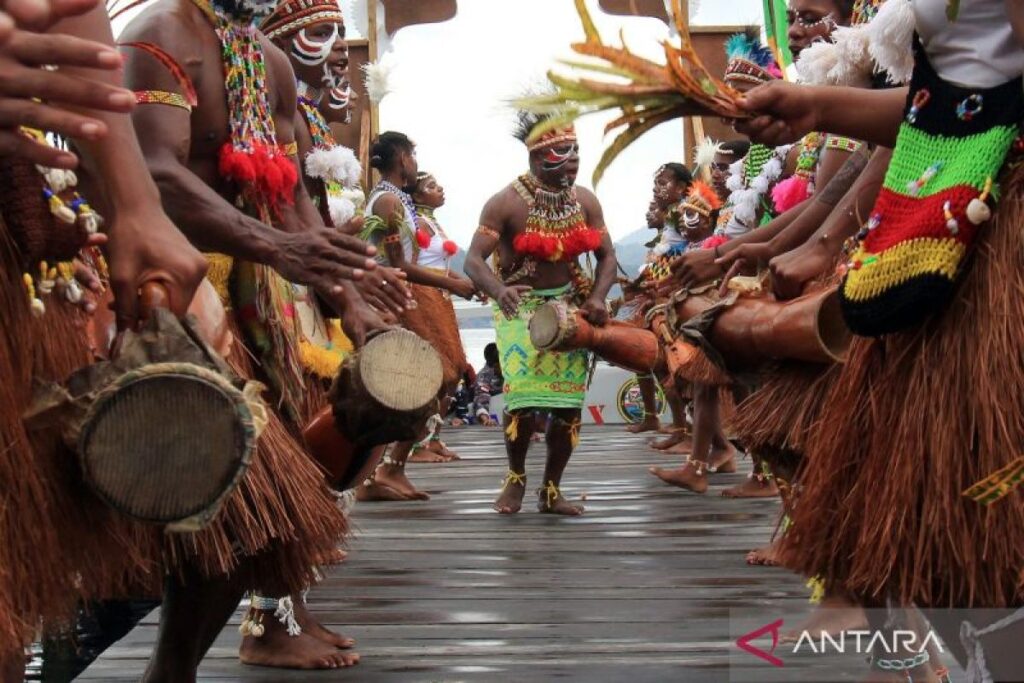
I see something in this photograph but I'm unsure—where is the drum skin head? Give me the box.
[529,303,562,350]
[359,329,443,412]
[78,364,255,525]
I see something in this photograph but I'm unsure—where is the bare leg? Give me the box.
[708,416,738,474]
[780,592,868,644]
[626,374,661,433]
[658,387,689,433]
[494,409,530,514]
[649,383,717,494]
[721,451,780,499]
[650,385,690,449]
[537,408,584,515]
[143,565,246,683]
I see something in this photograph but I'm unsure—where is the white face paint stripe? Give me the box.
[327,84,352,110]
[291,24,338,67]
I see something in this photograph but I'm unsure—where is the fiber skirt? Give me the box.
[402,282,467,390]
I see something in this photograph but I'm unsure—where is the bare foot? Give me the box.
[626,416,660,434]
[356,480,411,502]
[493,476,526,514]
[294,599,355,649]
[745,538,781,566]
[708,442,738,474]
[649,464,708,493]
[369,465,430,501]
[780,594,868,644]
[240,614,359,670]
[538,491,584,516]
[663,438,694,456]
[721,474,778,498]
[650,430,689,451]
[427,439,461,461]
[408,446,446,463]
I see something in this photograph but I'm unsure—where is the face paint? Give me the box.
[541,143,578,172]
[682,209,702,228]
[291,24,339,67]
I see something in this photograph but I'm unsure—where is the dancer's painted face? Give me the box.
[534,142,579,188]
[646,200,665,230]
[652,169,687,208]
[414,176,445,209]
[787,0,848,59]
[710,152,734,200]
[284,21,347,98]
[681,207,712,242]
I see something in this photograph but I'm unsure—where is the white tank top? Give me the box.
[416,214,451,270]
[365,189,416,265]
[915,0,1024,88]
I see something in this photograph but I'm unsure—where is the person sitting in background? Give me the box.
[473,342,503,426]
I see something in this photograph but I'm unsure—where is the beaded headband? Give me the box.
[526,125,578,153]
[679,180,722,218]
[261,0,344,39]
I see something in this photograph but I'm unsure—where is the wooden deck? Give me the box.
[79,426,823,681]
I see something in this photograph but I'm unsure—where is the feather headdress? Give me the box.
[681,180,722,216]
[513,0,744,186]
[724,29,783,85]
[693,137,721,171]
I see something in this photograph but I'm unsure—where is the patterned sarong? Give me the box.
[493,286,590,411]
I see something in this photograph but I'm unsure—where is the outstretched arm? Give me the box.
[51,4,207,328]
[736,82,907,149]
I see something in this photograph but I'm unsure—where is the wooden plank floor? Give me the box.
[79,426,824,682]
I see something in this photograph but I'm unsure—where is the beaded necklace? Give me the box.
[191,0,297,216]
[297,92,334,151]
[374,179,416,220]
[511,173,602,262]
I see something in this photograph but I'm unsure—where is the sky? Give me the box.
[363,0,762,247]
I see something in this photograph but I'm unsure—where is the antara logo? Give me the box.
[792,630,944,656]
[736,619,785,667]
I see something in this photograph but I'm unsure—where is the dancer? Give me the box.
[626,163,691,437]
[0,4,213,678]
[405,170,477,462]
[648,181,738,493]
[120,0,400,670]
[465,115,617,516]
[737,1,1024,677]
[357,134,474,498]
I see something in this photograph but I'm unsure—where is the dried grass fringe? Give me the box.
[401,282,467,390]
[780,165,1024,609]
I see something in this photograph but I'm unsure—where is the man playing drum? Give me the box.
[464,113,618,516]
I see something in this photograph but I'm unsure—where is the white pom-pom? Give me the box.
[328,195,357,227]
[729,188,758,226]
[827,26,872,87]
[362,56,394,104]
[725,159,745,192]
[304,145,363,188]
[796,42,840,85]
[867,0,915,85]
[693,137,720,170]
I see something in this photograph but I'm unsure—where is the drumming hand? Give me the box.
[659,249,723,295]
[715,242,775,272]
[340,290,393,348]
[580,297,609,327]
[353,266,411,316]
[106,204,207,330]
[268,226,377,294]
[769,241,834,301]
[497,284,532,319]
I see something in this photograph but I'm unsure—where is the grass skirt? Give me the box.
[402,282,467,390]
[779,165,1024,608]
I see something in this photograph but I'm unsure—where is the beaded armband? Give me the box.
[134,90,192,111]
[476,225,500,241]
[825,135,863,154]
[382,233,402,245]
[281,141,298,156]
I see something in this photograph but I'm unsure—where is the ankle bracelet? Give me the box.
[502,470,526,488]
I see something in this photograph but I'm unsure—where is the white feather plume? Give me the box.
[304,145,363,188]
[693,137,721,170]
[725,159,745,193]
[796,41,840,85]
[362,56,394,104]
[328,195,357,228]
[867,0,915,85]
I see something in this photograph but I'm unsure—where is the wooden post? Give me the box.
[366,0,380,188]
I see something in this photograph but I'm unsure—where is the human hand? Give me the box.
[268,226,377,296]
[580,297,609,326]
[497,284,531,319]
[449,277,477,301]
[734,81,821,147]
[768,241,835,301]
[0,5,135,167]
[656,249,723,295]
[338,289,393,348]
[351,266,411,316]
[104,204,207,330]
[714,241,776,272]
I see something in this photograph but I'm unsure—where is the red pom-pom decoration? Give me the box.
[443,240,458,256]
[416,227,432,249]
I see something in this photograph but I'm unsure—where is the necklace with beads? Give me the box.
[191,0,296,216]
[511,173,602,262]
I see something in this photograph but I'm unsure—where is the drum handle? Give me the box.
[138,281,172,320]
